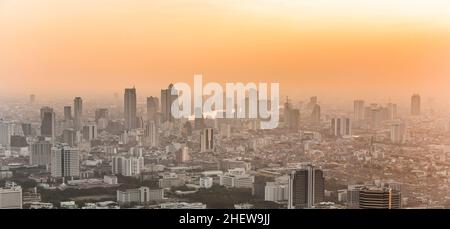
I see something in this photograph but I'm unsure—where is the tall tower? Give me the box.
[200,128,214,153]
[311,104,321,124]
[411,94,421,116]
[41,110,56,143]
[146,96,159,122]
[74,97,83,130]
[64,106,72,121]
[161,84,177,123]
[288,165,325,209]
[353,100,365,121]
[144,121,158,147]
[331,117,352,137]
[124,88,137,130]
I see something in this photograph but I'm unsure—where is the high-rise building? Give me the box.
[175,146,190,164]
[124,88,137,130]
[144,121,158,147]
[112,156,144,176]
[74,97,83,129]
[411,94,421,116]
[331,117,352,137]
[64,106,72,121]
[40,110,56,142]
[40,106,53,121]
[354,100,365,121]
[82,124,97,142]
[95,108,109,122]
[310,104,321,124]
[161,84,177,123]
[359,187,401,209]
[21,123,32,136]
[390,122,406,144]
[288,109,300,132]
[387,103,398,120]
[62,128,77,147]
[0,121,11,147]
[30,141,52,166]
[0,184,22,209]
[288,165,325,209]
[146,96,159,122]
[200,128,214,153]
[51,144,80,178]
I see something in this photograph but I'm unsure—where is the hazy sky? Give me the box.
[1,0,450,102]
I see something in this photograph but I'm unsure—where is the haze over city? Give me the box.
[2,0,450,213]
[1,0,450,102]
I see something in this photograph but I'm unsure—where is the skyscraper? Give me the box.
[51,144,80,178]
[387,103,398,120]
[331,117,352,137]
[311,104,321,124]
[40,106,53,121]
[288,109,300,132]
[124,88,137,130]
[353,100,365,121]
[146,96,159,122]
[390,122,406,144]
[40,110,56,142]
[411,94,421,116]
[161,84,177,123]
[82,124,97,142]
[30,141,52,166]
[288,165,325,209]
[74,97,83,129]
[64,106,72,121]
[200,128,214,153]
[144,121,158,147]
[62,128,77,147]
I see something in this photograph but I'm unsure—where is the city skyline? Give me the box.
[2,0,450,214]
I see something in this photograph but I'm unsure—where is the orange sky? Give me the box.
[1,1,450,102]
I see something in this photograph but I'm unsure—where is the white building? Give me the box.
[0,185,22,209]
[103,175,118,185]
[265,182,288,202]
[390,123,406,144]
[219,168,254,189]
[51,144,80,178]
[112,156,144,176]
[199,177,213,189]
[117,187,164,205]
